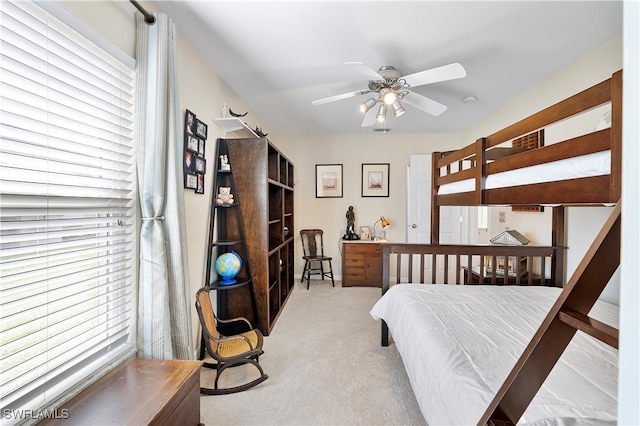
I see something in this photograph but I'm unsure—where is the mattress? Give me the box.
[370,284,618,425]
[438,150,611,196]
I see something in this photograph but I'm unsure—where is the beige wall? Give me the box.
[275,132,462,278]
[57,1,622,352]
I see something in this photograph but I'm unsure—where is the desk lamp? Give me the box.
[373,216,390,240]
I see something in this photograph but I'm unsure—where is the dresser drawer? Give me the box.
[343,266,366,280]
[344,243,382,254]
[344,253,366,267]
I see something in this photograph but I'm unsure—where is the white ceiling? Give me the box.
[154,1,622,136]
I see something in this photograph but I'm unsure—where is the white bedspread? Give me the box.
[370,284,618,425]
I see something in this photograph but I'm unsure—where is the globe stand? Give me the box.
[219,278,237,285]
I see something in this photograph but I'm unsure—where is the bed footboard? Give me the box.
[379,242,566,346]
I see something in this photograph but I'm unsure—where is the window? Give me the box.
[0,1,137,421]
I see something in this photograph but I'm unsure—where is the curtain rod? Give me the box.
[130,0,156,25]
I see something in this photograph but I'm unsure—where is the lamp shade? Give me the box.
[392,100,405,118]
[360,97,377,113]
[376,104,387,122]
[380,217,390,228]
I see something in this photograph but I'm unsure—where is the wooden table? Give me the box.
[45,358,203,426]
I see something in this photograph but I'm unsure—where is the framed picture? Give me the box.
[361,163,389,197]
[195,156,206,173]
[359,226,371,240]
[185,109,196,136]
[315,164,343,198]
[186,134,199,152]
[185,173,197,189]
[195,118,208,139]
[198,138,205,157]
[196,173,205,194]
[184,151,195,174]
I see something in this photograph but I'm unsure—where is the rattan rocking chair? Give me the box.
[195,288,268,395]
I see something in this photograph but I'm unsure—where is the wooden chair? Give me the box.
[300,229,335,289]
[195,288,268,395]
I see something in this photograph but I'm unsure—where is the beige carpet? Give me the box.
[199,279,426,425]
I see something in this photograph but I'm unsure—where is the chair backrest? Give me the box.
[195,288,221,343]
[300,229,325,257]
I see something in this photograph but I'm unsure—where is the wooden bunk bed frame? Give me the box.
[378,70,622,425]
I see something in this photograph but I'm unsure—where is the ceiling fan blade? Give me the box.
[345,62,385,80]
[402,63,466,88]
[361,107,377,127]
[402,91,448,116]
[311,89,369,105]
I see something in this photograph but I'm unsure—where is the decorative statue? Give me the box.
[343,205,359,240]
[216,187,234,205]
[220,154,231,171]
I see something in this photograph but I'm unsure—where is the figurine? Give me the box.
[220,154,231,171]
[216,187,234,205]
[254,126,268,138]
[229,108,248,117]
[343,206,360,240]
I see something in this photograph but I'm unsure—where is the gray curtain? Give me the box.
[135,12,194,359]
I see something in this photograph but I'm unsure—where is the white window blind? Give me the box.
[0,0,137,421]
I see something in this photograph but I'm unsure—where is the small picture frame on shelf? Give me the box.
[361,163,390,197]
[195,156,206,173]
[195,118,208,139]
[359,226,371,240]
[315,164,343,198]
[185,173,197,189]
[196,173,205,194]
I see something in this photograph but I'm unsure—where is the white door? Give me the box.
[407,154,465,283]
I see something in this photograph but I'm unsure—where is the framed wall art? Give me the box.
[185,109,196,135]
[186,134,199,152]
[184,109,207,194]
[195,118,208,139]
[315,164,343,198]
[361,163,389,197]
[194,156,206,174]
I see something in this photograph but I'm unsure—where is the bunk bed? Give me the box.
[371,70,622,426]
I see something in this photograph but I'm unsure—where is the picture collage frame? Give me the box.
[184,109,207,194]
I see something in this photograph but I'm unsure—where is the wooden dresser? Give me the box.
[45,358,202,426]
[342,241,383,287]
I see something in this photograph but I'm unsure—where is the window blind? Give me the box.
[0,0,137,420]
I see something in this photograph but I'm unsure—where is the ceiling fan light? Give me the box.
[376,104,387,122]
[392,100,405,117]
[360,98,377,113]
[381,89,397,105]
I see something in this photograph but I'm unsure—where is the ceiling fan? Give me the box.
[312,62,466,128]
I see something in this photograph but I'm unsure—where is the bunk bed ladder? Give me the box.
[478,202,621,426]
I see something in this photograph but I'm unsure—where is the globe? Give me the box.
[215,251,242,285]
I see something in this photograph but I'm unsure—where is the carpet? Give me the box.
[199,279,426,425]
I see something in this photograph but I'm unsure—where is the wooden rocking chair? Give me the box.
[195,288,268,395]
